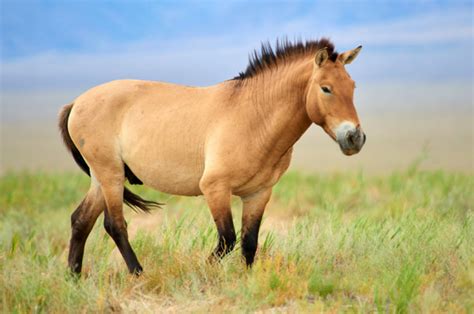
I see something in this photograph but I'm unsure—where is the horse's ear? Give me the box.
[338,45,362,65]
[314,48,329,67]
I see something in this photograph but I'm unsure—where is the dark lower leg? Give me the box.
[241,188,271,267]
[68,197,102,274]
[201,183,236,262]
[241,217,262,266]
[212,213,237,259]
[104,210,142,275]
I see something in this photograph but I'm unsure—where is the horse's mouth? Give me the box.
[339,146,361,156]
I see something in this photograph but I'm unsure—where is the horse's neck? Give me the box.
[240,60,313,160]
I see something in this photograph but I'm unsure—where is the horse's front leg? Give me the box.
[200,178,236,261]
[240,188,272,266]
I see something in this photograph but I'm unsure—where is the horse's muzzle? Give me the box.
[335,122,366,156]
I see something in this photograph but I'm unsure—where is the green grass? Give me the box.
[0,169,472,312]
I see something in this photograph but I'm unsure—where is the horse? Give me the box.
[59,38,366,275]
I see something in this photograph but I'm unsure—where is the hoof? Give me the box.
[131,265,143,276]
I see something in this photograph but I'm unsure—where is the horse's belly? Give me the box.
[121,133,205,196]
[143,167,203,196]
[128,159,204,196]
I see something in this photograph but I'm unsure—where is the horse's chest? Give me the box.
[233,149,293,196]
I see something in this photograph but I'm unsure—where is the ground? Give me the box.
[0,167,472,312]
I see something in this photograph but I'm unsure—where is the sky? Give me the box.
[0,0,473,121]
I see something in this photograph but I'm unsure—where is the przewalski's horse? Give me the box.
[59,38,365,275]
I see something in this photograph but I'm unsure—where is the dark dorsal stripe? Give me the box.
[233,37,338,80]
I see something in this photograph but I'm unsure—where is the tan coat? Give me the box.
[59,39,365,274]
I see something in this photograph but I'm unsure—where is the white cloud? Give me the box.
[1,6,472,122]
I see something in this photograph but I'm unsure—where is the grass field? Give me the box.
[1,167,472,312]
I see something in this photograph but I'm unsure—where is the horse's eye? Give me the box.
[321,86,331,94]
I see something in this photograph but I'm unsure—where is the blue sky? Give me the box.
[2,1,471,59]
[1,0,472,119]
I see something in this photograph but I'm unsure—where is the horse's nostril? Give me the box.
[363,133,366,145]
[347,132,356,146]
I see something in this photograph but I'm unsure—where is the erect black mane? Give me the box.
[233,37,338,80]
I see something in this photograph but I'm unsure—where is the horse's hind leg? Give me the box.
[99,174,143,275]
[68,184,105,274]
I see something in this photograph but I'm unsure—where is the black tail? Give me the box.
[58,103,162,213]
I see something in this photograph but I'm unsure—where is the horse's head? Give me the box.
[305,45,365,156]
